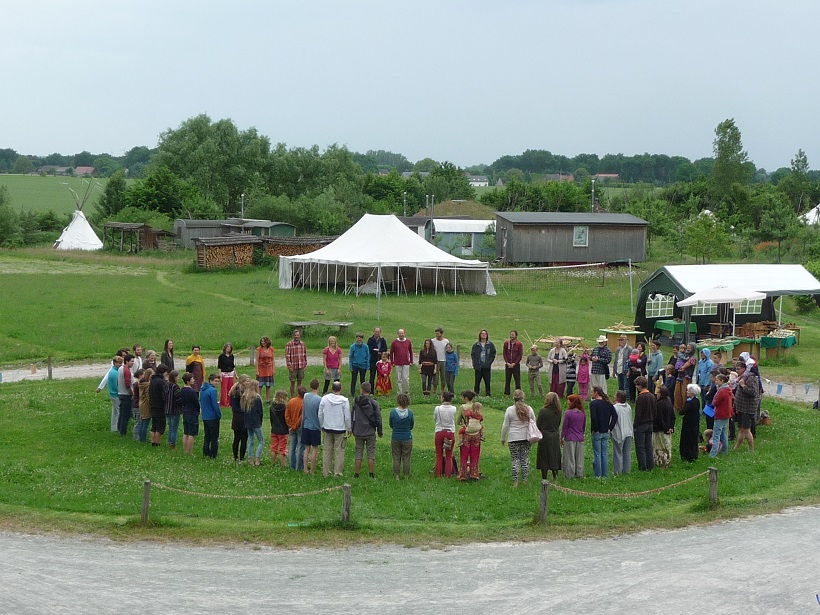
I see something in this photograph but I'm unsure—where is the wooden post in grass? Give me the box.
[47,355,53,380]
[342,484,351,522]
[539,480,549,524]
[249,347,255,367]
[141,480,151,524]
[708,467,718,508]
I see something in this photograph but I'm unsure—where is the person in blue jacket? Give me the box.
[200,373,222,458]
[349,332,370,396]
[696,348,715,406]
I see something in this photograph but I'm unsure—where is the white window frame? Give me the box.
[646,293,675,318]
[735,299,763,315]
[691,303,718,316]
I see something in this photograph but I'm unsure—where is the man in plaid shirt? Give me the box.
[285,329,308,397]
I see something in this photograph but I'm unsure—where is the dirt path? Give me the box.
[2,356,816,405]
[1,505,818,614]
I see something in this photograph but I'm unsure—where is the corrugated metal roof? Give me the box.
[495,212,648,226]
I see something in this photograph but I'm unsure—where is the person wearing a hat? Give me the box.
[589,335,612,393]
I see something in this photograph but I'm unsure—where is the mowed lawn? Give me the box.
[0,174,113,214]
[1,249,819,545]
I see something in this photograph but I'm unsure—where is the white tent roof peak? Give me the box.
[53,210,103,251]
[292,213,487,268]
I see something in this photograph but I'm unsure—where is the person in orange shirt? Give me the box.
[256,336,275,403]
[286,387,306,470]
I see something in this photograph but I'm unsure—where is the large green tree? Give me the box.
[778,149,812,213]
[756,191,799,262]
[94,170,128,220]
[710,118,752,199]
[155,114,271,212]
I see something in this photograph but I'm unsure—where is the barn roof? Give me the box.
[496,212,647,226]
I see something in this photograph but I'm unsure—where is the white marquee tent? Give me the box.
[279,214,496,295]
[53,210,103,251]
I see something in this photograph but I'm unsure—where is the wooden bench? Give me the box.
[286,320,353,334]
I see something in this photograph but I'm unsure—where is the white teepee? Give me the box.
[54,209,103,250]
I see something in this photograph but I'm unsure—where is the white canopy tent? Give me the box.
[279,214,496,296]
[53,210,103,251]
[677,285,766,336]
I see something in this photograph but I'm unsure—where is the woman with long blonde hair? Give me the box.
[242,379,264,466]
[500,389,537,487]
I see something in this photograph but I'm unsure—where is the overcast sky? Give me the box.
[3,0,818,171]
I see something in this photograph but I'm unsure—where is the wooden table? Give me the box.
[599,329,645,352]
[286,320,353,334]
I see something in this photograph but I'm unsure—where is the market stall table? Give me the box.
[760,334,797,358]
[599,329,645,352]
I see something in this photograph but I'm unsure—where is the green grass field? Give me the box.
[0,248,819,545]
[0,174,112,214]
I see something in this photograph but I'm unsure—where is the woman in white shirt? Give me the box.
[501,389,537,487]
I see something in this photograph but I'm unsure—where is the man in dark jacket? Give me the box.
[351,383,382,478]
[633,376,656,471]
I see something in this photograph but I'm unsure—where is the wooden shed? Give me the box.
[103,222,174,253]
[175,218,295,248]
[195,235,262,269]
[494,212,648,265]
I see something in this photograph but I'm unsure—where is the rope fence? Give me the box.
[141,480,352,524]
[538,467,718,524]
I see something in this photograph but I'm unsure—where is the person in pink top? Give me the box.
[503,330,524,396]
[322,335,342,394]
[561,394,586,478]
[389,329,413,396]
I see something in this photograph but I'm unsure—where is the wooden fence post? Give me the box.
[249,346,256,367]
[141,480,151,524]
[539,480,550,524]
[342,484,351,522]
[708,467,718,508]
[47,355,53,380]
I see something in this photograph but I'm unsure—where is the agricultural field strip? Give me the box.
[0,255,147,276]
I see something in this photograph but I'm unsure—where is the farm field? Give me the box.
[0,248,818,545]
[0,174,114,214]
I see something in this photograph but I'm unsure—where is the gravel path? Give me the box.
[1,506,819,614]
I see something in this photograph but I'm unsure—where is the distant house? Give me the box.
[495,212,648,264]
[466,174,489,187]
[74,166,96,177]
[542,173,574,183]
[174,218,296,249]
[593,173,620,182]
[37,166,70,176]
[426,218,494,257]
[399,215,472,237]
[400,171,431,180]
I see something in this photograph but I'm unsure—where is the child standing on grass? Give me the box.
[136,369,152,443]
[444,343,459,394]
[389,393,414,480]
[180,372,200,454]
[564,350,577,397]
[270,390,290,467]
[577,350,590,400]
[376,352,393,396]
[456,391,484,481]
[243,380,264,466]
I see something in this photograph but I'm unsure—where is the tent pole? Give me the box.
[683,306,692,345]
[629,259,634,314]
[435,267,438,296]
[377,266,382,321]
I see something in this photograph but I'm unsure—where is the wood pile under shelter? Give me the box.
[261,236,335,257]
[196,235,262,269]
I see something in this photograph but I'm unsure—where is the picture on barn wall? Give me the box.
[573,226,588,248]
